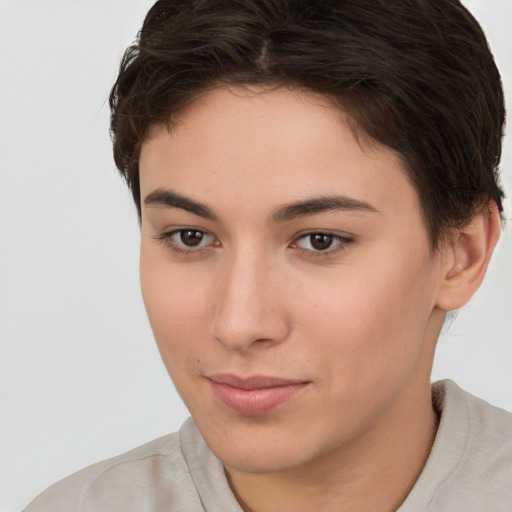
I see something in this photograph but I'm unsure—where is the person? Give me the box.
[23,0,511,511]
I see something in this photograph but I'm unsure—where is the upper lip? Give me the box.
[207,374,309,390]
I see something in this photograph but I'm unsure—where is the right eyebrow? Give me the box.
[144,188,218,221]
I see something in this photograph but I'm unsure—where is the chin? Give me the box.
[219,445,308,475]
[197,417,319,475]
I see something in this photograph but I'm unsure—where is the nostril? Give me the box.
[252,338,274,347]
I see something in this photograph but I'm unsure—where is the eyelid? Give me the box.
[290,231,354,256]
[154,227,353,258]
[156,227,219,253]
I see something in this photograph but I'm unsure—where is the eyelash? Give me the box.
[291,233,353,258]
[155,229,353,258]
[156,229,217,255]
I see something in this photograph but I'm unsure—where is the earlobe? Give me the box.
[436,202,501,311]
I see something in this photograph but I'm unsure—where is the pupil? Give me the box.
[310,233,333,251]
[180,230,203,246]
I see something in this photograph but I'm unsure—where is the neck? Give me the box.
[226,379,439,512]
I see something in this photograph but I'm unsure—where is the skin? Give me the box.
[138,86,499,512]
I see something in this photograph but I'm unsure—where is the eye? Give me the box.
[301,233,336,251]
[175,229,210,247]
[292,232,352,255]
[157,228,217,253]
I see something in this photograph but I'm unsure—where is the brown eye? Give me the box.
[180,230,205,246]
[157,228,217,254]
[293,232,351,256]
[309,233,334,251]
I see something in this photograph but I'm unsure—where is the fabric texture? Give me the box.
[23,380,512,511]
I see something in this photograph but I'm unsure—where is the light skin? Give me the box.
[138,86,500,512]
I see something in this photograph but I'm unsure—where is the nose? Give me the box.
[210,247,291,352]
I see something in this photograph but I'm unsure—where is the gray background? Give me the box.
[0,1,510,510]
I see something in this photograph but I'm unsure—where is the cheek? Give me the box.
[295,254,437,383]
[139,246,213,367]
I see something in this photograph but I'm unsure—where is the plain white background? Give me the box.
[0,1,510,510]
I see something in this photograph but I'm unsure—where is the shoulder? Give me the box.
[446,380,512,486]
[434,379,512,459]
[23,420,205,512]
[403,380,512,512]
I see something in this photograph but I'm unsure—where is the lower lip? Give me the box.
[209,380,308,416]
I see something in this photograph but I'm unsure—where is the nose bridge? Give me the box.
[211,242,288,350]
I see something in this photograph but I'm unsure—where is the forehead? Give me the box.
[139,86,422,229]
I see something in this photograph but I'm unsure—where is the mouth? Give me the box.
[207,374,311,416]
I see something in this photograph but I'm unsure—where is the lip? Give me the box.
[207,374,310,416]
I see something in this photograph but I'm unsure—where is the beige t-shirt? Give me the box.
[23,380,512,511]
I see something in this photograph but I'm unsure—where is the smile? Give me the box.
[207,374,310,416]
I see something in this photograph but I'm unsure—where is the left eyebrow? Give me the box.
[272,195,380,222]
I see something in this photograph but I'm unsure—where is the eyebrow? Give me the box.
[272,195,380,222]
[144,189,218,220]
[144,188,380,222]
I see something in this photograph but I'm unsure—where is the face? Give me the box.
[139,86,446,474]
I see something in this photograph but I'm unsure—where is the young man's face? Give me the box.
[139,86,446,474]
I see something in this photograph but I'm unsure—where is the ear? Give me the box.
[436,202,501,311]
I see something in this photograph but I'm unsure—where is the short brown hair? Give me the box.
[110,0,505,248]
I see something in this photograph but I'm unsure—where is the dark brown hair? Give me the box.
[110,0,505,247]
